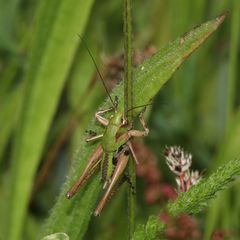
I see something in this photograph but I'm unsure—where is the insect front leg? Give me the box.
[128,110,149,137]
[86,106,115,142]
[115,110,149,158]
[66,145,103,199]
[117,110,149,145]
[95,107,114,126]
[94,145,130,216]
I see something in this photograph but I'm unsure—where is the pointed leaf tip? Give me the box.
[216,11,229,25]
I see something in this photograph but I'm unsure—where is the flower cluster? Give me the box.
[134,143,203,239]
[164,146,201,192]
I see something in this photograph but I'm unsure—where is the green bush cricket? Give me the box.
[66,37,150,215]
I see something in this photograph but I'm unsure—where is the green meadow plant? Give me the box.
[0,0,239,239]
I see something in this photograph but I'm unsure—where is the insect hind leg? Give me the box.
[66,145,103,199]
[94,146,130,216]
[101,153,109,188]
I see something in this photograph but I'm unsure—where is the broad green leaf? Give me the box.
[7,1,94,240]
[41,13,227,239]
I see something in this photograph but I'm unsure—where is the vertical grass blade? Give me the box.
[7,1,94,240]
[226,0,240,127]
[0,86,22,164]
[204,111,240,239]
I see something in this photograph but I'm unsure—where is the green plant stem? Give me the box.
[123,0,135,238]
[124,0,133,118]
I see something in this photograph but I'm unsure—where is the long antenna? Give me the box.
[78,35,115,108]
[126,102,153,113]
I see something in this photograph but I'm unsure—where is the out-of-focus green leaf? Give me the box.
[204,2,240,237]
[0,86,22,164]
[226,0,240,126]
[0,58,20,101]
[0,0,20,51]
[132,216,165,240]
[41,233,69,240]
[7,1,95,240]
[41,13,226,239]
[68,39,99,109]
[204,110,240,239]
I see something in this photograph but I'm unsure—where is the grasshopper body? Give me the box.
[66,37,149,215]
[100,110,127,185]
[102,111,125,152]
[66,104,149,215]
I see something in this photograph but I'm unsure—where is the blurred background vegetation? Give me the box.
[0,0,239,239]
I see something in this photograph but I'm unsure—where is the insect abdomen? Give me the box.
[102,125,119,152]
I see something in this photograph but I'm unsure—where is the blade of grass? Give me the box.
[204,2,240,237]
[34,22,103,192]
[204,110,240,239]
[226,0,240,127]
[40,13,227,239]
[7,1,94,240]
[67,12,104,110]
[0,57,20,102]
[0,86,22,165]
[0,0,20,51]
[221,1,240,232]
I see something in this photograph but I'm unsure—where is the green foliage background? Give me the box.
[0,0,239,239]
